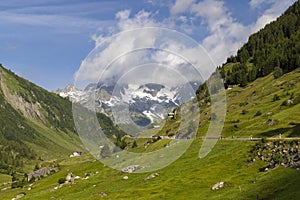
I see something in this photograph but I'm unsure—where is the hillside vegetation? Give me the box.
[0,65,83,175]
[219,1,300,87]
[1,1,300,199]
[0,64,124,182]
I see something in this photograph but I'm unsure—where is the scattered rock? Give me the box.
[69,151,83,158]
[251,140,300,171]
[12,193,25,200]
[211,181,224,190]
[99,192,107,197]
[66,173,75,183]
[122,176,129,180]
[266,112,273,116]
[144,173,159,180]
[1,187,9,191]
[121,165,142,173]
[287,99,294,105]
[27,166,59,182]
[265,119,278,126]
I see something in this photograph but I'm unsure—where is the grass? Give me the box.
[0,174,11,191]
[1,70,300,199]
[222,69,300,138]
[25,119,84,160]
[1,139,299,199]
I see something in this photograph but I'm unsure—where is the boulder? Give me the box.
[12,193,25,200]
[99,192,107,197]
[66,173,75,183]
[144,173,159,180]
[211,181,224,190]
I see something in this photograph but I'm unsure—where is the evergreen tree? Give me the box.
[274,66,283,79]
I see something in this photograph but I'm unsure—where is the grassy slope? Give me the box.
[2,69,300,199]
[223,68,300,138]
[0,65,83,156]
[1,140,299,199]
[0,65,84,180]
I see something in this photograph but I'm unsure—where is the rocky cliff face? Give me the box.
[0,71,44,121]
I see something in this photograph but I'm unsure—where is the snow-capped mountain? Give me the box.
[55,81,200,127]
[55,84,87,103]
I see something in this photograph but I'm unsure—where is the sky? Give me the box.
[0,0,297,91]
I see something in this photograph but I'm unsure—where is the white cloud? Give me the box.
[249,0,281,9]
[116,10,159,30]
[75,11,160,85]
[75,0,297,86]
[251,1,296,32]
[189,0,249,65]
[250,0,269,8]
[170,0,195,15]
[116,9,131,20]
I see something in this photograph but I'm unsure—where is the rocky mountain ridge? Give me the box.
[56,81,201,127]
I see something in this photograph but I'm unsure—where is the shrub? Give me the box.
[281,100,288,106]
[241,109,248,115]
[273,66,283,79]
[294,95,300,105]
[239,102,248,107]
[273,94,280,102]
[58,177,66,184]
[131,140,138,148]
[254,111,262,117]
[231,119,240,123]
[11,180,25,188]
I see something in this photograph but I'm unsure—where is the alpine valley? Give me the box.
[1,1,300,200]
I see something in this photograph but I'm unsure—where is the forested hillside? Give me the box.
[219,0,300,87]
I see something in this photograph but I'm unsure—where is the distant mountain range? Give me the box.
[55,81,201,127]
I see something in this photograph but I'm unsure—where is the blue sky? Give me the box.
[0,0,296,90]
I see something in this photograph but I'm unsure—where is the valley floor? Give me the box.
[1,139,300,200]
